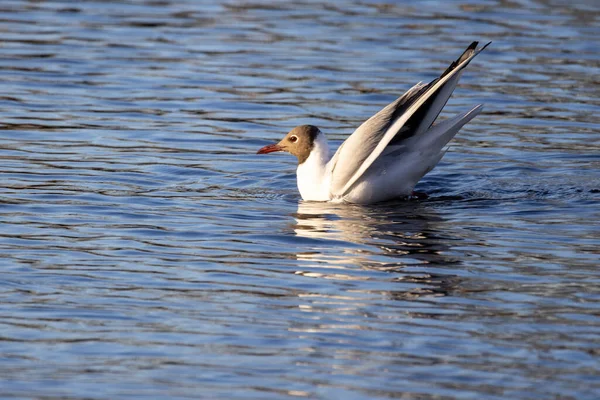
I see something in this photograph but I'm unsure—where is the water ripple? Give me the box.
[0,0,599,399]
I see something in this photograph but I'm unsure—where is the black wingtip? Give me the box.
[480,41,492,52]
[439,41,490,79]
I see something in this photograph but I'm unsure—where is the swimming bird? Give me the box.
[257,41,490,204]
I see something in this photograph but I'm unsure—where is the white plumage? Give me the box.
[258,41,491,204]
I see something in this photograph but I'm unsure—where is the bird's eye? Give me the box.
[289,135,298,143]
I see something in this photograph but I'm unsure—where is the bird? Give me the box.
[257,41,491,204]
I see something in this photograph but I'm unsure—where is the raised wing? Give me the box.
[328,41,491,197]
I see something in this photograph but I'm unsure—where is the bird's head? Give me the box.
[257,125,321,164]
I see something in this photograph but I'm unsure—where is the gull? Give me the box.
[257,41,490,204]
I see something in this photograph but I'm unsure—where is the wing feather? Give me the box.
[329,41,490,197]
[327,81,426,191]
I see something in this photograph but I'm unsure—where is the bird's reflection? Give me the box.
[291,200,464,300]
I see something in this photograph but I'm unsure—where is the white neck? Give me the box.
[296,133,332,201]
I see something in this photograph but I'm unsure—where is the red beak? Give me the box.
[257,143,283,154]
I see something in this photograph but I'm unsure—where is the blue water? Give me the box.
[1,1,599,399]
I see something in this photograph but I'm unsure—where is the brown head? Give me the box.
[257,125,321,164]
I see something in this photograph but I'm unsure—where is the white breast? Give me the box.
[296,134,332,201]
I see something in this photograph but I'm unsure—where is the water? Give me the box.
[1,0,599,398]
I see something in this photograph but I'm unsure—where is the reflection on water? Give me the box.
[293,201,464,299]
[0,0,599,398]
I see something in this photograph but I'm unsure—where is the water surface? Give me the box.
[1,0,599,399]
